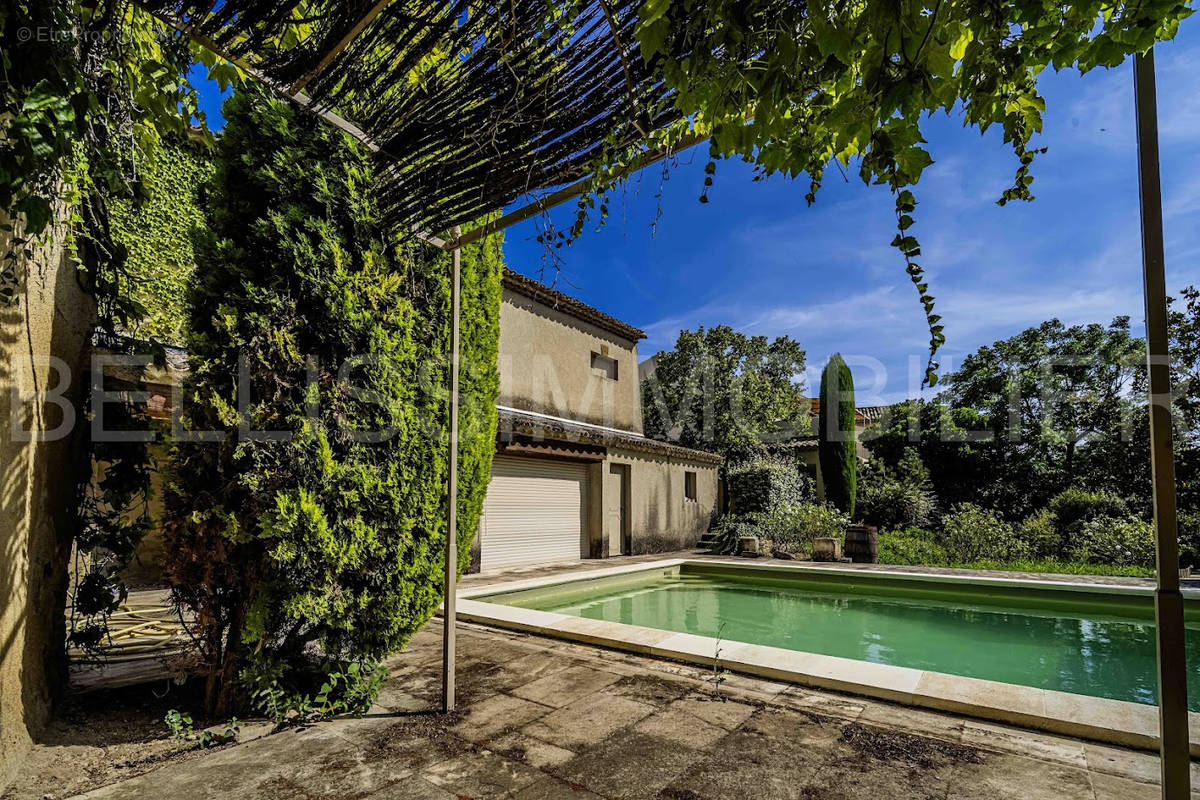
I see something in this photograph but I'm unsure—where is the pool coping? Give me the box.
[457,558,1200,755]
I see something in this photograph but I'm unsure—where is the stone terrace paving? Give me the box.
[76,612,1199,799]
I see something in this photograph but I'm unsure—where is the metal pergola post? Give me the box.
[442,226,462,713]
[1133,49,1191,799]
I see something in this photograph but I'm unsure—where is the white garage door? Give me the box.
[480,456,588,571]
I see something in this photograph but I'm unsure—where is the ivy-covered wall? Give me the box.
[109,141,213,345]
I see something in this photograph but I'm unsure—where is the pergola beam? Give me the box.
[153,6,712,252]
[289,0,395,93]
[152,10,465,252]
[154,13,383,149]
[442,225,462,713]
[451,129,708,249]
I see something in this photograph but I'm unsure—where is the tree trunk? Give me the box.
[209,601,246,717]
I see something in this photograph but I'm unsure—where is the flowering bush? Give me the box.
[940,503,1030,563]
[1073,517,1155,568]
[726,455,812,513]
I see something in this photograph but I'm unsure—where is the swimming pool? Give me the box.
[478,562,1200,710]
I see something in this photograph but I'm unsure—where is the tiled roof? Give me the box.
[502,269,646,343]
[856,405,889,422]
[498,408,722,465]
[806,397,890,424]
[774,437,819,451]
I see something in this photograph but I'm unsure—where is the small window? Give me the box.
[685,471,697,501]
[591,351,618,380]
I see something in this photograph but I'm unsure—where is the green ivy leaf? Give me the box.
[15,195,52,235]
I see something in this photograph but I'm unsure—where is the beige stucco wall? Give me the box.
[598,449,718,555]
[0,221,95,788]
[498,288,643,433]
[797,449,825,503]
[113,442,169,587]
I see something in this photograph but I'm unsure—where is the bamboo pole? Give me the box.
[442,226,462,713]
[450,130,708,249]
[1133,49,1191,799]
[289,0,396,93]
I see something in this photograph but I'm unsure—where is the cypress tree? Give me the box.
[818,354,857,518]
[162,87,502,717]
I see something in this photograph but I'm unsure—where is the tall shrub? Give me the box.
[818,354,857,518]
[726,455,812,514]
[162,88,502,716]
[858,448,936,531]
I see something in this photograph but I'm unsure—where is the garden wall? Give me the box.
[0,218,95,788]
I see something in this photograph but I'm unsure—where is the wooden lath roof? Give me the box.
[147,0,683,242]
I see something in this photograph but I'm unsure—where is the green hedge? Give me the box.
[163,88,502,717]
[877,527,950,566]
[726,455,811,514]
[877,528,1154,577]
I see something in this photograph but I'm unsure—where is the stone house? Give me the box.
[472,270,720,571]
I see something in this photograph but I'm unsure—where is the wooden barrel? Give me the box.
[844,525,878,563]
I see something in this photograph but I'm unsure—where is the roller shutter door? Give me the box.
[480,456,588,570]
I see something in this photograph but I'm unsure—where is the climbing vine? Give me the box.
[1,0,239,655]
[568,0,1192,385]
[109,141,214,345]
[0,0,229,311]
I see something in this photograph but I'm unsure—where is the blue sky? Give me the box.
[193,21,1200,405]
[499,22,1200,405]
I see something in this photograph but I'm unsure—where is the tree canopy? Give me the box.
[642,325,808,464]
[867,315,1165,520]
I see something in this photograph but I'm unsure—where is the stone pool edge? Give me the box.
[457,557,1200,755]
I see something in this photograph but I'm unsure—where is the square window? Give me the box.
[685,470,697,501]
[591,351,618,380]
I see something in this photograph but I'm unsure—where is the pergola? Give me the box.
[143,3,1191,796]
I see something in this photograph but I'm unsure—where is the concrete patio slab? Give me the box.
[522,689,656,751]
[511,663,621,707]
[51,617,1200,800]
[551,730,706,798]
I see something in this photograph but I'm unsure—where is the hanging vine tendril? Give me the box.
[538,0,1190,384]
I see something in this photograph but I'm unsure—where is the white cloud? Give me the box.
[1063,42,1200,153]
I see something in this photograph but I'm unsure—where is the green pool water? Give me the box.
[482,564,1200,710]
